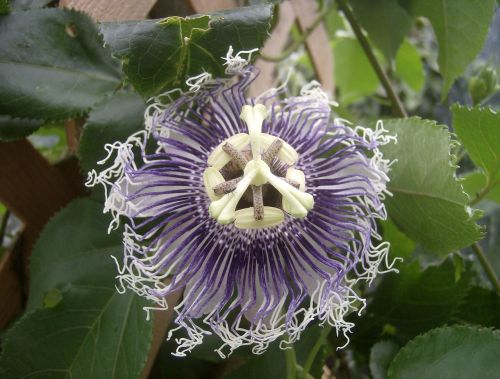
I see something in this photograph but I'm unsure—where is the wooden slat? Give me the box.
[188,0,237,13]
[141,289,183,379]
[0,140,77,233]
[0,249,23,329]
[249,1,296,97]
[59,0,157,21]
[291,0,335,94]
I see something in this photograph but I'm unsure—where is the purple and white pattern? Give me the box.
[87,49,399,357]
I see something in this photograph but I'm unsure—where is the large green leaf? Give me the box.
[408,0,495,98]
[10,0,51,10]
[0,115,41,141]
[350,0,412,60]
[0,9,121,121]
[369,340,400,379]
[461,172,500,204]
[101,4,274,98]
[395,40,424,92]
[349,258,472,354]
[334,37,379,104]
[381,117,483,253]
[0,199,153,379]
[455,286,500,329]
[79,91,146,172]
[222,342,285,379]
[0,0,9,14]
[388,326,500,379]
[452,106,500,183]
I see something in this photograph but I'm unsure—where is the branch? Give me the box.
[336,0,408,118]
[471,242,500,293]
[260,4,331,63]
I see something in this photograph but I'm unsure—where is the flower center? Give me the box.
[203,104,314,229]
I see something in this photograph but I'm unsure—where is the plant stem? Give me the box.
[470,178,499,206]
[260,4,331,63]
[471,242,500,293]
[336,0,408,118]
[301,324,332,379]
[285,343,298,379]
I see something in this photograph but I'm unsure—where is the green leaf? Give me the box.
[10,0,51,10]
[382,219,416,259]
[350,258,472,354]
[387,326,500,379]
[369,340,400,379]
[452,106,500,183]
[0,9,121,120]
[395,40,424,92]
[79,91,146,172]
[221,324,328,379]
[0,0,9,14]
[101,4,274,98]
[0,115,41,141]
[455,286,500,328]
[334,37,379,104]
[149,339,218,379]
[350,0,412,60]
[381,117,483,253]
[221,342,285,379]
[461,172,500,204]
[0,199,153,379]
[408,0,496,98]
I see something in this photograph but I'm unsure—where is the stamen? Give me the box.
[208,133,249,169]
[252,185,264,220]
[262,138,283,164]
[209,171,256,224]
[267,173,314,218]
[222,142,248,170]
[213,176,242,196]
[205,103,313,228]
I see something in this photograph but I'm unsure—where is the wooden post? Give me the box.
[291,0,335,94]
[249,1,296,97]
[59,0,157,21]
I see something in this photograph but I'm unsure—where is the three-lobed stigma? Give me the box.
[204,104,314,229]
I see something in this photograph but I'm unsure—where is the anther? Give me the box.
[283,178,300,189]
[222,142,248,170]
[213,176,242,196]
[262,138,283,164]
[252,185,264,220]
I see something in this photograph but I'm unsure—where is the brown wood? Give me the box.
[291,0,335,94]
[188,0,237,13]
[64,119,83,155]
[0,140,77,233]
[249,1,296,97]
[0,249,23,329]
[141,289,183,379]
[59,0,158,21]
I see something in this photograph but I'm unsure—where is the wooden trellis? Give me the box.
[0,0,333,376]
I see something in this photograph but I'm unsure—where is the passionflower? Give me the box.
[87,48,398,357]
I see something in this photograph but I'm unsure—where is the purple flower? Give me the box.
[87,48,398,357]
